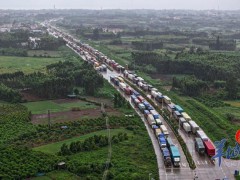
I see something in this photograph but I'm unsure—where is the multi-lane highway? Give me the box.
[43,21,239,180]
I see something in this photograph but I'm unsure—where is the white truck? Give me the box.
[188,120,200,134]
[183,122,191,133]
[160,125,169,137]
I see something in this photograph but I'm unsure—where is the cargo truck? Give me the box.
[179,117,187,127]
[203,140,215,156]
[158,133,167,148]
[183,122,191,133]
[147,114,156,126]
[181,112,191,121]
[196,130,208,141]
[166,137,175,147]
[162,148,172,167]
[195,138,205,155]
[155,128,162,137]
[155,118,162,126]
[144,110,150,119]
[119,82,127,91]
[188,120,199,134]
[160,125,169,137]
[175,105,184,113]
[150,110,160,119]
[169,146,181,167]
[163,96,171,104]
[167,103,175,114]
[173,111,182,120]
[138,103,145,113]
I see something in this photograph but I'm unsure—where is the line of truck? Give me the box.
[46,24,216,163]
[110,75,181,167]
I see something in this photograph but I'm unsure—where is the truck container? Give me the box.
[166,137,175,147]
[143,101,150,109]
[137,77,144,82]
[162,148,172,167]
[167,103,175,113]
[132,90,140,97]
[183,122,191,133]
[163,96,171,104]
[181,112,191,121]
[128,74,134,80]
[133,77,139,84]
[138,103,146,113]
[151,90,158,99]
[130,95,137,101]
[133,98,140,106]
[150,110,160,119]
[196,130,208,141]
[144,110,150,118]
[124,87,132,95]
[173,111,182,120]
[188,120,199,134]
[141,84,148,91]
[174,105,184,113]
[147,106,154,111]
[203,140,215,156]
[137,81,143,88]
[160,125,169,137]
[155,128,162,138]
[116,76,123,82]
[158,133,167,148]
[169,146,181,167]
[119,82,127,91]
[137,96,144,103]
[147,114,156,126]
[195,138,205,155]
[148,85,153,91]
[179,117,187,127]
[155,118,162,126]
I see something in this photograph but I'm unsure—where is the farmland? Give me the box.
[23,99,98,114]
[0,55,63,74]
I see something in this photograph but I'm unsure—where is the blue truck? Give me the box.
[169,145,181,167]
[162,148,172,167]
[158,133,167,148]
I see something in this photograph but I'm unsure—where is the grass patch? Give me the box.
[33,129,130,154]
[224,101,240,107]
[0,56,63,74]
[23,100,97,114]
[28,50,60,57]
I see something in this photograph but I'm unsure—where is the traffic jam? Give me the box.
[46,25,216,168]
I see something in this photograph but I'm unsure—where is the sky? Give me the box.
[0,0,240,10]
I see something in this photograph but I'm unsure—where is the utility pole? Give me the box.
[48,110,51,129]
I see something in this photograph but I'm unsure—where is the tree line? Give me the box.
[59,133,128,156]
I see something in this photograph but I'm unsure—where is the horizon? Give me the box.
[0,0,240,11]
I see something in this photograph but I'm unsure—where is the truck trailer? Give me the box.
[162,148,172,167]
[169,145,181,167]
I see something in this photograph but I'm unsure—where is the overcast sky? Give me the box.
[1,0,240,10]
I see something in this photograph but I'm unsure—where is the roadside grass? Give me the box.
[23,100,97,114]
[214,106,240,120]
[33,129,129,154]
[224,101,240,107]
[0,55,63,74]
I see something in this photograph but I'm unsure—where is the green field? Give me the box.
[32,171,80,180]
[23,100,97,114]
[34,129,129,154]
[28,50,61,57]
[0,56,63,74]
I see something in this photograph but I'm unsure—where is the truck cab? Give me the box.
[158,133,167,148]
[162,148,172,167]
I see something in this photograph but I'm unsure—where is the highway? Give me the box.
[43,22,239,180]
